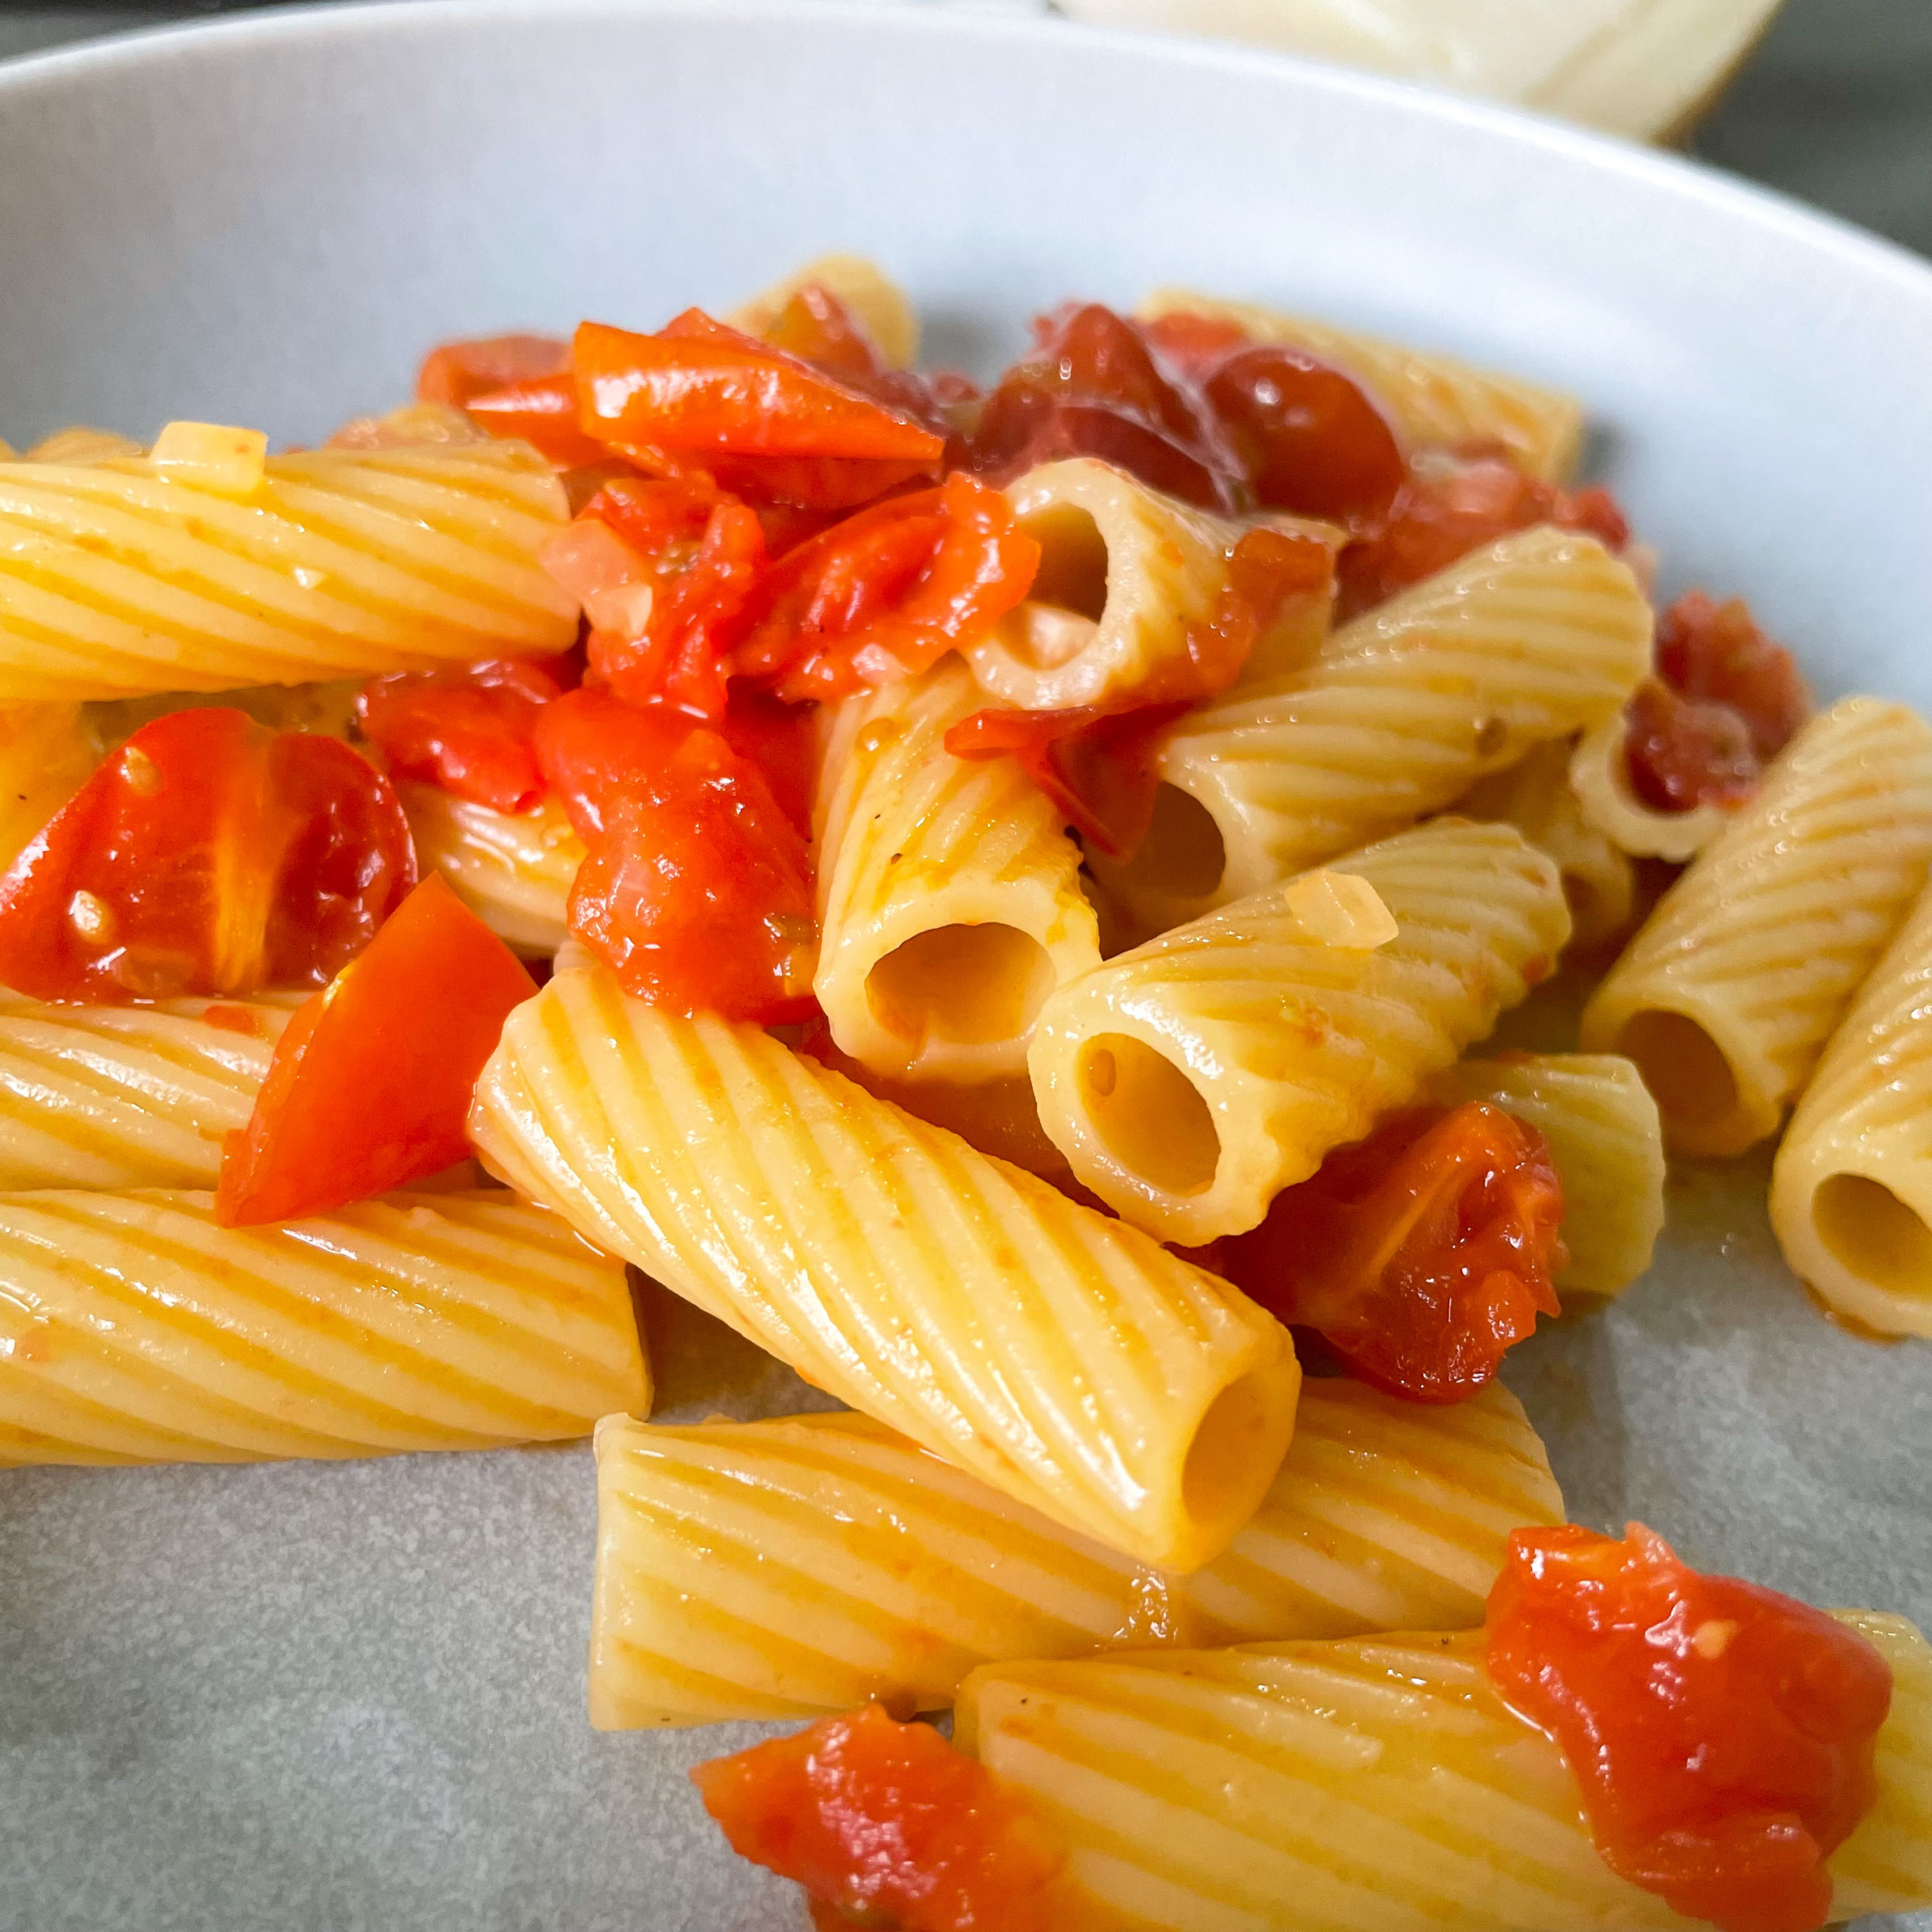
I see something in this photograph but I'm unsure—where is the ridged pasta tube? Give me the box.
[1583,697,1932,1158]
[1029,820,1571,1245]
[1137,289,1586,481]
[469,967,1299,1569]
[954,1613,1932,1931]
[588,1380,1563,1727]
[814,657,1100,1084]
[1770,881,1932,1338]
[1426,1054,1664,1295]
[725,253,920,369]
[0,700,97,868]
[0,1189,648,1466]
[0,993,291,1190]
[1571,711,1732,861]
[961,459,1338,712]
[0,441,577,700]
[401,783,583,957]
[1457,738,1635,947]
[1090,527,1651,934]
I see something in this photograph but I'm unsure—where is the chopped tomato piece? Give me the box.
[1485,1523,1893,1932]
[758,282,887,378]
[693,1703,1081,1932]
[356,659,568,813]
[1623,592,1813,813]
[1221,1102,1564,1403]
[534,690,816,1021]
[1173,525,1336,699]
[1135,308,1254,382]
[416,333,570,410]
[0,709,415,1004]
[716,690,819,838]
[215,873,536,1226]
[463,370,609,469]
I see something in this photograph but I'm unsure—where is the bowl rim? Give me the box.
[3,0,1929,317]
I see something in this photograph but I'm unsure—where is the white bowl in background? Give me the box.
[2,5,1930,1928]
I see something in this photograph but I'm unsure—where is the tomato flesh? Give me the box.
[534,691,815,1021]
[216,873,535,1225]
[0,709,415,1003]
[357,659,568,814]
[693,1703,1078,1932]
[1221,1102,1564,1403]
[461,370,609,469]
[1485,1523,1892,1932]
[417,334,570,411]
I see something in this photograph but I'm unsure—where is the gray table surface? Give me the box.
[2,0,1927,257]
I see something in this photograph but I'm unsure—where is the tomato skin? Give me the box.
[758,282,885,377]
[356,660,567,813]
[215,873,536,1226]
[0,709,416,1004]
[1485,1523,1893,1932]
[1221,1102,1564,1404]
[693,1703,1079,1932]
[417,334,570,410]
[463,371,610,469]
[534,691,816,1022]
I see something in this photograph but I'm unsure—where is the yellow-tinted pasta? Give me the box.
[1137,289,1586,481]
[1569,710,1733,861]
[725,252,920,369]
[0,994,291,1190]
[589,1380,1562,1727]
[469,966,1298,1569]
[1457,737,1635,947]
[1090,527,1651,934]
[1427,1054,1664,1295]
[0,700,97,867]
[23,427,146,464]
[1583,697,1932,1157]
[84,676,365,749]
[1770,880,1932,1337]
[955,1612,1932,1932]
[0,1189,648,1466]
[401,783,584,957]
[0,439,577,700]
[1029,820,1571,1245]
[961,458,1339,712]
[814,657,1100,1083]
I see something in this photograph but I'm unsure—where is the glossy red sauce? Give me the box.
[1486,1523,1893,1932]
[1221,1102,1564,1403]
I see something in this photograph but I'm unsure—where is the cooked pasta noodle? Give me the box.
[0,700,97,867]
[953,1612,1932,1931]
[1568,710,1734,861]
[0,439,577,700]
[961,458,1339,712]
[23,427,146,465]
[84,676,365,748]
[1770,880,1932,1338]
[469,965,1299,1568]
[0,1189,648,1466]
[1426,1053,1664,1295]
[1137,289,1586,481]
[725,253,920,369]
[1089,527,1651,934]
[588,1380,1562,1727]
[0,993,290,1190]
[401,783,583,957]
[1582,697,1932,1157]
[814,657,1100,1083]
[1029,820,1571,1245]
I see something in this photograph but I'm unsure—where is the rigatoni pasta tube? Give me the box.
[1029,819,1571,1245]
[469,966,1297,1570]
[0,994,290,1190]
[1571,710,1733,861]
[587,1380,1563,1727]
[953,1613,1932,1932]
[814,657,1100,1084]
[1771,881,1932,1338]
[402,783,583,957]
[1426,1054,1664,1296]
[0,440,577,700]
[1137,288,1586,481]
[1091,526,1651,933]
[0,700,97,868]
[961,458,1338,712]
[1583,697,1932,1157]
[0,1190,648,1466]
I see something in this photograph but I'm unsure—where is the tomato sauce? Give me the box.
[1486,1523,1893,1932]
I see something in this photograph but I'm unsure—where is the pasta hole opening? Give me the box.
[1615,1011,1738,1132]
[1078,1033,1219,1197]
[1182,1369,1278,1525]
[1124,785,1226,902]
[1021,505,1110,624]
[866,924,1056,1048]
[1813,1174,1932,1300]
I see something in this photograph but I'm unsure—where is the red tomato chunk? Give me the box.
[1221,1102,1564,1403]
[1485,1523,1892,1932]
[693,1703,1081,1932]
[357,658,570,814]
